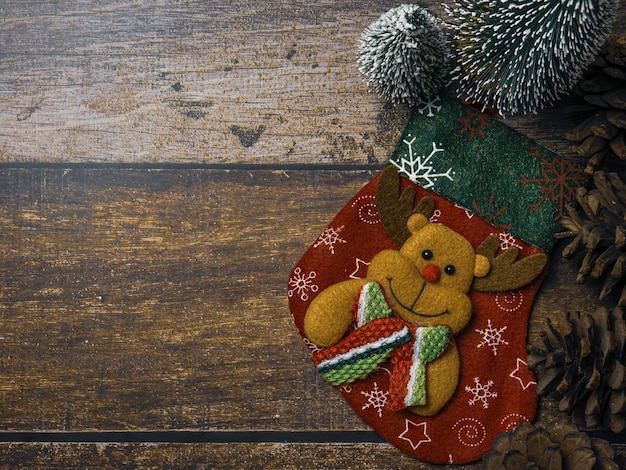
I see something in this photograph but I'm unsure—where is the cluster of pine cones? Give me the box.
[566,34,626,174]
[481,421,618,470]
[556,171,626,305]
[484,35,626,468]
[528,308,626,433]
[557,33,626,312]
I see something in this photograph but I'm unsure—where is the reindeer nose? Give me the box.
[421,264,441,283]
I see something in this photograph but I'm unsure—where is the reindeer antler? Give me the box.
[473,235,548,292]
[375,165,434,247]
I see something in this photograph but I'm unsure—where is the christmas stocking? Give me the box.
[287,96,586,464]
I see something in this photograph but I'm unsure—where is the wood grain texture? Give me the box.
[0,0,623,164]
[0,168,376,432]
[0,443,474,469]
[0,0,414,164]
[0,443,623,470]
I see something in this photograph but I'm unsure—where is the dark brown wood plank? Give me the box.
[0,1,623,164]
[0,442,624,469]
[0,442,475,469]
[0,168,379,431]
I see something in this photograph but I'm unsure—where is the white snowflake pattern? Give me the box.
[417,95,442,117]
[475,319,509,356]
[391,140,453,189]
[288,267,318,302]
[361,382,389,417]
[313,225,347,255]
[465,377,497,409]
[496,232,522,250]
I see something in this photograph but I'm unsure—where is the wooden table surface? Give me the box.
[1,1,626,468]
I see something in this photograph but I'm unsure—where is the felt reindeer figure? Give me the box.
[304,166,547,416]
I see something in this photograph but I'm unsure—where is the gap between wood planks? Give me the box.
[0,162,387,171]
[0,431,387,444]
[0,430,623,445]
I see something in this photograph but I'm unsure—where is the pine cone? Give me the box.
[556,171,626,304]
[565,34,626,173]
[527,307,626,433]
[481,421,618,470]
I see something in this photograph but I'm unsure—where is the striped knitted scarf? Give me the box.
[311,281,450,411]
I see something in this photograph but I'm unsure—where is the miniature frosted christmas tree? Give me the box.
[357,4,450,107]
[445,0,619,116]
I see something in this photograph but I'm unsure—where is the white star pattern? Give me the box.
[456,204,475,219]
[398,420,431,450]
[349,258,370,279]
[510,358,537,390]
[475,319,509,356]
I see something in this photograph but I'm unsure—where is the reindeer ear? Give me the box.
[473,235,548,292]
[407,213,429,234]
[474,254,490,278]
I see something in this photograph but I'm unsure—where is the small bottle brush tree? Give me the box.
[445,0,619,116]
[357,5,451,107]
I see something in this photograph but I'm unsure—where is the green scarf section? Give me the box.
[389,96,586,251]
[314,282,449,409]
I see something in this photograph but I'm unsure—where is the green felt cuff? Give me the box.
[389,96,586,252]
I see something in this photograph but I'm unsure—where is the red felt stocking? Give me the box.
[287,96,585,464]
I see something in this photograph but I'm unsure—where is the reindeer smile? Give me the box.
[386,277,449,318]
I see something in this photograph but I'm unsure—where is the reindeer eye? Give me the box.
[422,250,433,260]
[444,265,456,275]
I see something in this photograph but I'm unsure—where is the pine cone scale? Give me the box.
[609,388,626,414]
[606,66,626,81]
[608,361,626,389]
[603,86,626,111]
[593,121,620,140]
[609,132,626,158]
[606,109,626,129]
